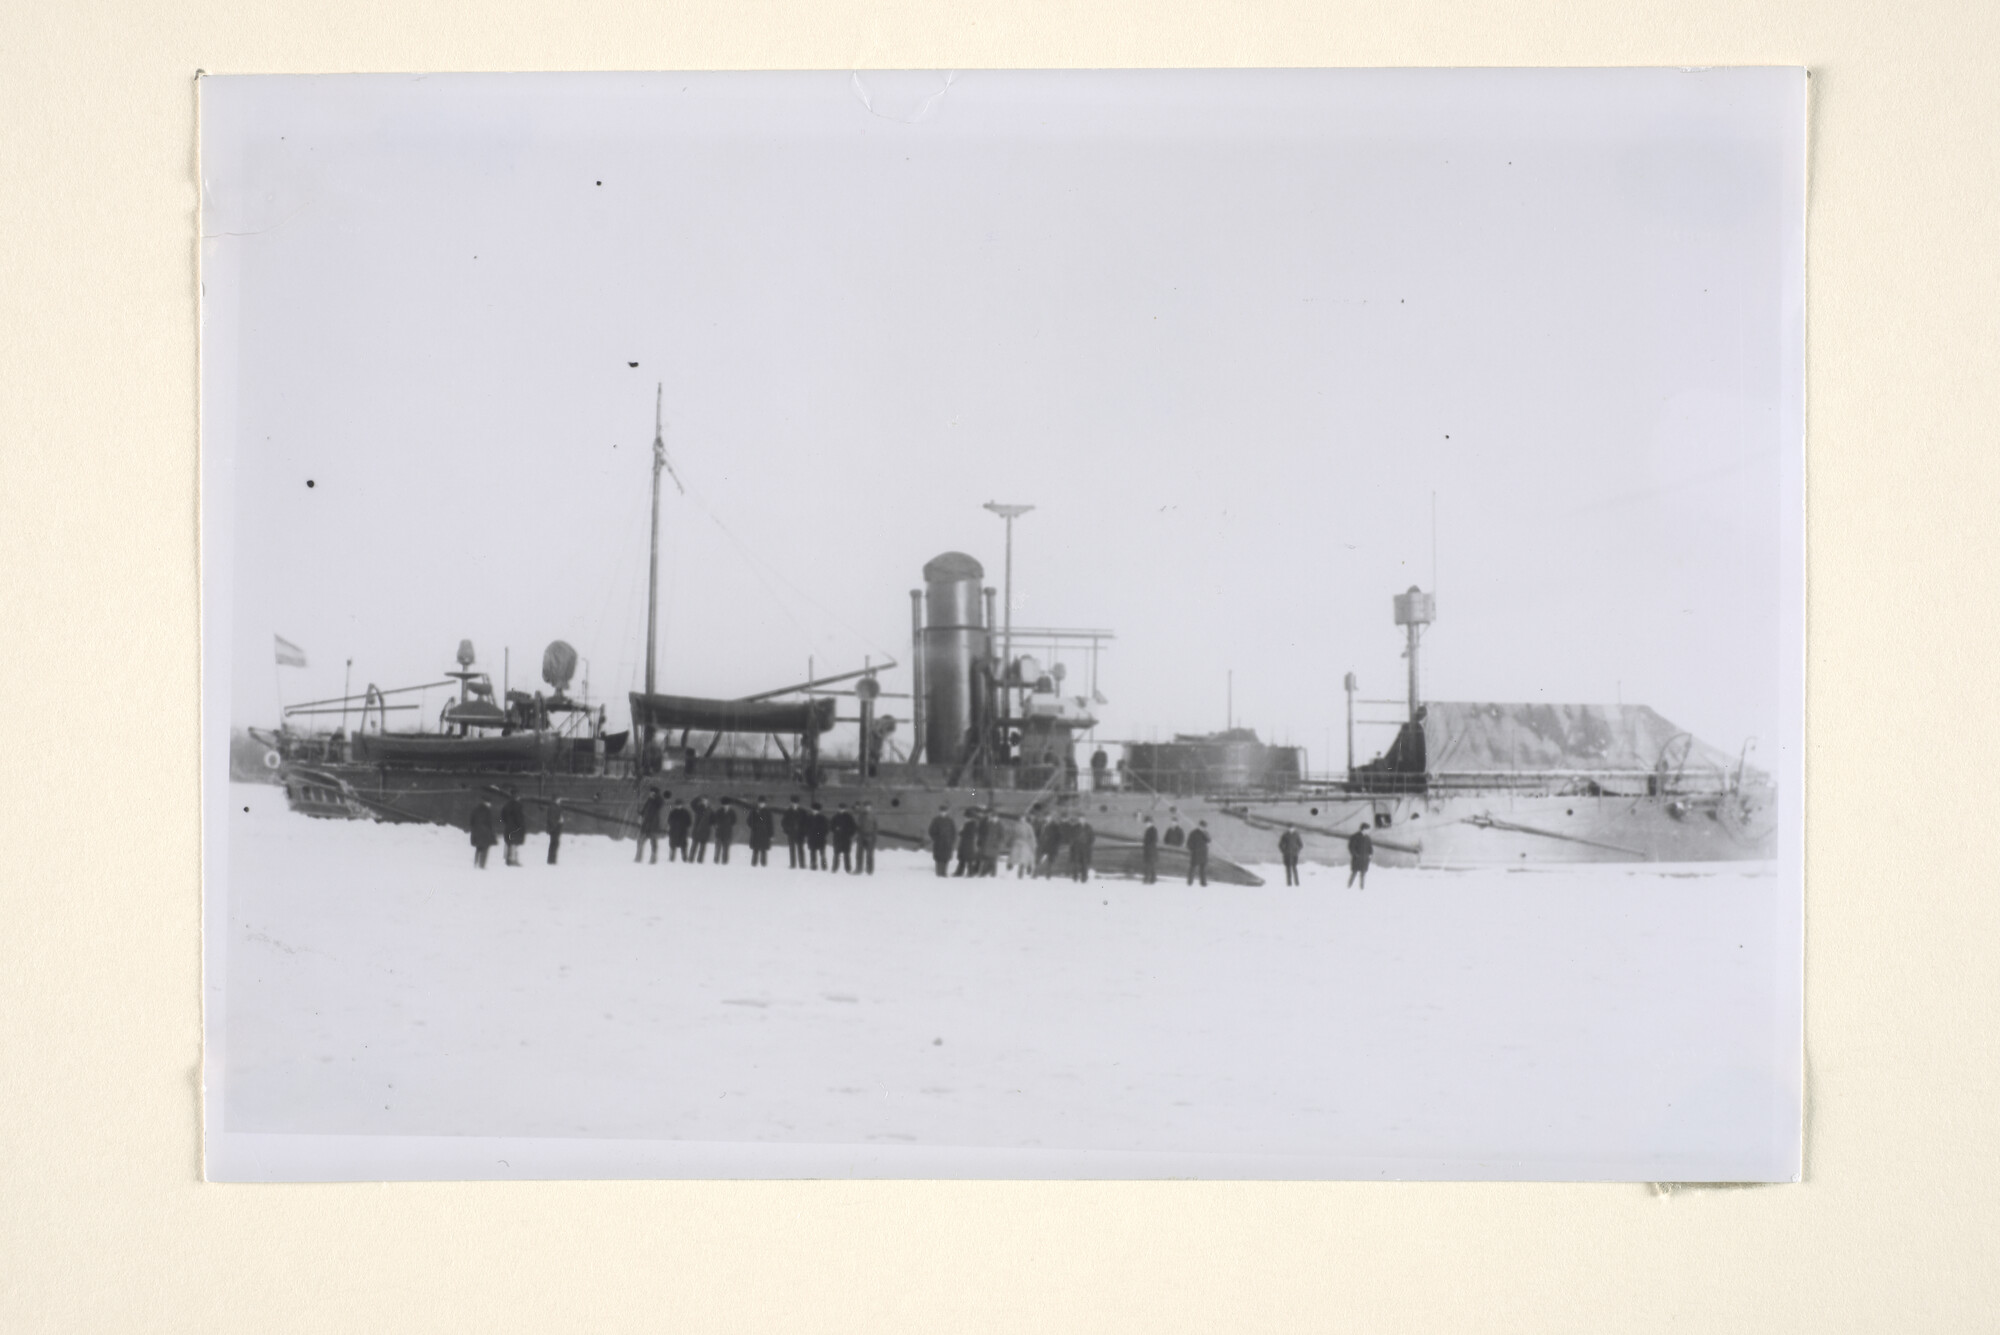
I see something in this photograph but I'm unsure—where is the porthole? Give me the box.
[890,796,901,807]
[1310,807,1319,816]
[1566,808,1573,816]
[1099,804,1108,813]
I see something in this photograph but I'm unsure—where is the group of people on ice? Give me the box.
[629,789,882,874]
[467,787,550,868]
[467,784,1377,887]
[925,804,1110,882]
[919,804,1224,885]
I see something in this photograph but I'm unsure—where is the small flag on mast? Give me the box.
[274,635,308,668]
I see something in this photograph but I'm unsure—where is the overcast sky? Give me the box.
[203,68,1802,767]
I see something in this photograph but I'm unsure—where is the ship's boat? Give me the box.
[629,693,835,737]
[354,730,551,768]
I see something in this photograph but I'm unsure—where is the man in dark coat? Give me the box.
[690,798,714,863]
[954,812,979,877]
[855,802,878,875]
[1140,815,1160,884]
[1046,817,1073,879]
[829,804,857,873]
[782,798,806,869]
[806,802,830,870]
[1185,819,1211,886]
[666,798,692,861]
[748,798,774,867]
[1163,813,1186,849]
[713,799,737,864]
[1035,814,1061,879]
[500,788,527,867]
[1071,818,1095,883]
[635,785,663,864]
[977,808,1003,877]
[1347,825,1374,889]
[927,805,956,878]
[1279,825,1304,886]
[546,797,565,865]
[470,799,497,869]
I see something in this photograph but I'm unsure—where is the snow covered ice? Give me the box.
[210,785,1798,1179]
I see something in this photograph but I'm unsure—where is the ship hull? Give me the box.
[276,761,1775,870]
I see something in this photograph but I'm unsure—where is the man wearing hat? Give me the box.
[1185,818,1212,886]
[712,797,738,865]
[782,797,806,868]
[500,787,527,867]
[806,801,830,870]
[855,801,879,875]
[1347,823,1374,889]
[928,804,956,878]
[1278,824,1303,886]
[546,797,566,865]
[747,797,775,867]
[469,798,497,869]
[635,785,664,864]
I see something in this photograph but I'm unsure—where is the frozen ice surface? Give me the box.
[209,785,1798,1180]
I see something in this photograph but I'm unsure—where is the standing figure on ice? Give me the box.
[855,802,878,875]
[666,797,692,862]
[690,797,714,863]
[546,797,565,865]
[954,811,979,877]
[1070,817,1095,883]
[1279,825,1303,886]
[978,808,1004,877]
[806,801,830,870]
[1346,824,1374,889]
[635,785,664,864]
[1037,815,1066,879]
[928,805,956,878]
[500,788,527,867]
[713,798,738,864]
[1008,815,1037,878]
[1186,819,1211,887]
[829,803,857,873]
[748,797,774,867]
[469,798,497,869]
[782,797,805,868]
[1140,814,1160,884]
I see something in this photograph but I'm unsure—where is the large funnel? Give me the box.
[921,551,988,765]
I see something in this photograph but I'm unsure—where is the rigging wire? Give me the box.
[673,461,900,664]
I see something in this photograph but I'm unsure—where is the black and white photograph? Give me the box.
[200,68,1804,1181]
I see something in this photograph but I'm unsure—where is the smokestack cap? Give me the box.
[923,551,985,582]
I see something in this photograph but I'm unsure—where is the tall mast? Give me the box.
[640,384,665,776]
[646,384,664,699]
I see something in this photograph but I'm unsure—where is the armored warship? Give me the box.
[275,400,1777,873]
